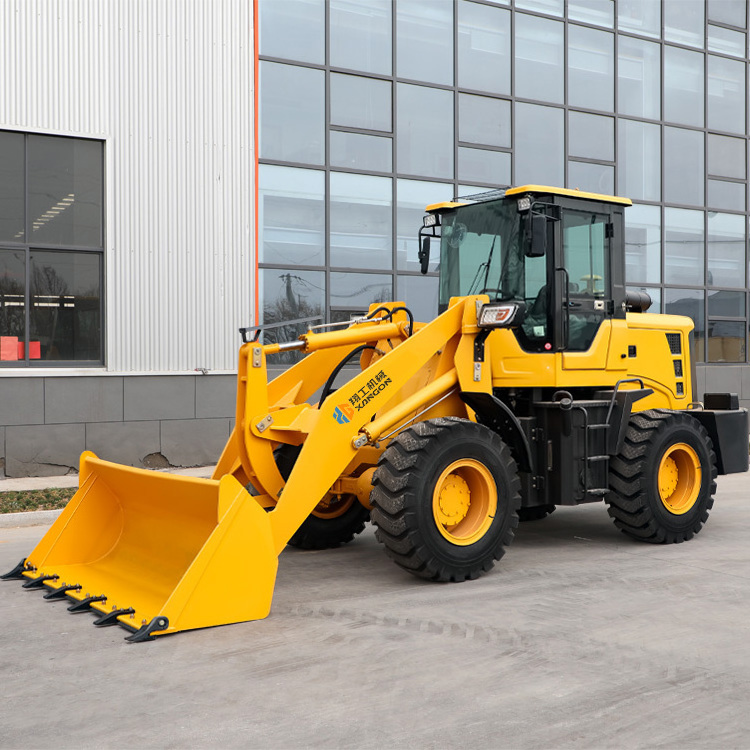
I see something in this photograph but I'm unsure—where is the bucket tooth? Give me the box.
[68,595,107,613]
[1,559,29,581]
[124,616,170,643]
[93,607,136,627]
[43,585,82,601]
[22,574,59,590]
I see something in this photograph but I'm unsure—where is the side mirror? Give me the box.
[419,236,430,274]
[527,214,547,258]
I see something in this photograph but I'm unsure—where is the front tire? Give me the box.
[606,410,717,544]
[370,417,521,582]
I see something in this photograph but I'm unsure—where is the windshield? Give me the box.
[438,199,537,309]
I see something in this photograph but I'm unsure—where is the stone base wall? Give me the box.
[0,365,747,478]
[0,374,241,478]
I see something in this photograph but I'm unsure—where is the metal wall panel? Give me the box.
[0,0,254,372]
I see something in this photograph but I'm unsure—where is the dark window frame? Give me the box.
[0,129,105,368]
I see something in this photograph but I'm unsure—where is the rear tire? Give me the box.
[370,417,521,582]
[275,444,370,550]
[606,410,717,544]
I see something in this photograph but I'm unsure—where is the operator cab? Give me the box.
[421,185,632,354]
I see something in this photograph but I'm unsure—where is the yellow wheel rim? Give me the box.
[432,459,497,546]
[658,443,702,515]
[311,493,355,519]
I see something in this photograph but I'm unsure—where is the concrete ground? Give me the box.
[1,473,749,749]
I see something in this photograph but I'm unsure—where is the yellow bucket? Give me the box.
[8,452,278,641]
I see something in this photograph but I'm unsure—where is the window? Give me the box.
[618,119,661,202]
[617,37,661,120]
[260,62,325,165]
[0,132,104,366]
[458,1,511,96]
[664,128,704,207]
[259,0,324,64]
[515,13,564,104]
[330,0,391,75]
[397,0,453,86]
[664,46,704,128]
[515,104,564,186]
[562,211,610,351]
[625,204,661,285]
[397,84,454,179]
[568,25,614,112]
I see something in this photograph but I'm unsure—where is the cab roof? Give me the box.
[425,184,632,212]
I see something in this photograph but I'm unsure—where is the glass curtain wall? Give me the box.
[258,0,750,364]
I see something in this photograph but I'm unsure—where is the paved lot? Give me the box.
[1,473,749,749]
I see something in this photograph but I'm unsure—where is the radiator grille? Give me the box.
[666,333,682,355]
[673,359,683,377]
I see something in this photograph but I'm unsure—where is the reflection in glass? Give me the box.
[664,46,704,127]
[568,25,614,111]
[618,36,661,120]
[569,112,613,161]
[29,251,101,361]
[618,0,660,38]
[708,319,745,362]
[665,288,705,362]
[260,62,324,165]
[515,0,563,16]
[516,104,563,186]
[0,131,24,242]
[330,132,392,173]
[515,14,564,104]
[330,0,391,75]
[330,74,391,132]
[0,250,25,361]
[664,128,704,206]
[664,0,705,48]
[625,204,661,285]
[665,208,705,286]
[707,212,746,289]
[708,289,745,316]
[28,135,103,247]
[397,84,454,179]
[707,180,746,212]
[708,55,746,134]
[618,119,660,202]
[708,0,746,28]
[259,0,324,64]
[708,134,746,179]
[708,24,746,57]
[458,94,510,148]
[397,275,439,323]
[568,0,614,27]
[259,165,325,266]
[458,148,511,187]
[396,179,453,271]
[457,1,510,96]
[568,161,614,195]
[330,172,392,270]
[330,272,392,310]
[397,0,453,86]
[260,268,325,364]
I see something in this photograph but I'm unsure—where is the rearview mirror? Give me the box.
[419,236,431,274]
[527,213,547,258]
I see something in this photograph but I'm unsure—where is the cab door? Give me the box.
[558,209,613,369]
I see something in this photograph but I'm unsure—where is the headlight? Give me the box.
[423,213,439,227]
[478,303,523,328]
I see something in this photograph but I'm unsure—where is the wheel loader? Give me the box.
[4,185,748,642]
